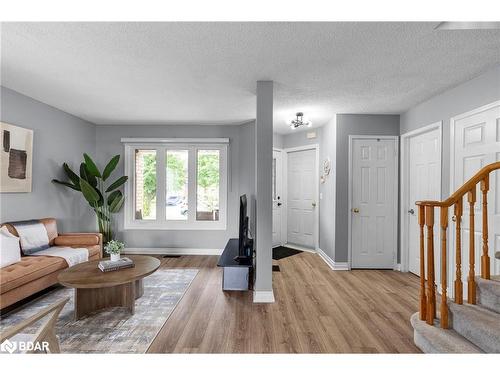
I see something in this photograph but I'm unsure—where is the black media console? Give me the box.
[217,238,253,291]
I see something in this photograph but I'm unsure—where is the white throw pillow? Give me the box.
[0,226,21,268]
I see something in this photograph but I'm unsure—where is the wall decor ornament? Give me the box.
[0,122,33,192]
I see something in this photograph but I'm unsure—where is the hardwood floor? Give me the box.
[147,252,421,353]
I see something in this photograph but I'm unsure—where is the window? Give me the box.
[124,139,228,230]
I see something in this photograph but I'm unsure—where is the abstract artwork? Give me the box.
[0,122,33,192]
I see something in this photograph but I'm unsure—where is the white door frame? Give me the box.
[282,144,320,252]
[400,122,443,273]
[450,100,500,279]
[347,135,399,270]
[273,147,284,247]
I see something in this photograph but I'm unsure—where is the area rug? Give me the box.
[0,268,198,353]
[272,246,302,260]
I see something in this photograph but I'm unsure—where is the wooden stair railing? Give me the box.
[416,161,500,329]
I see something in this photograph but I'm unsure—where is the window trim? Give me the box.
[123,139,228,230]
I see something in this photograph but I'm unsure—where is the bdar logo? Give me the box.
[0,338,17,354]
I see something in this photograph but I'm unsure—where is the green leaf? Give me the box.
[109,194,125,213]
[79,177,100,203]
[107,190,121,206]
[80,163,97,187]
[52,179,80,191]
[63,163,80,188]
[102,155,120,181]
[83,153,101,178]
[106,176,128,192]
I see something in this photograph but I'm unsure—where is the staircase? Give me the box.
[410,162,500,353]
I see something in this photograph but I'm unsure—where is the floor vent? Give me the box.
[272,265,280,272]
[163,255,182,258]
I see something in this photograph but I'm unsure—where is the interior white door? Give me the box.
[286,148,317,249]
[351,138,397,269]
[407,128,441,275]
[272,150,283,247]
[452,102,500,287]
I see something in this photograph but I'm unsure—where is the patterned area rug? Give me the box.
[0,268,198,353]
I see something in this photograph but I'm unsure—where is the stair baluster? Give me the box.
[454,199,463,305]
[440,206,449,328]
[418,205,426,321]
[467,189,476,305]
[480,176,490,280]
[425,206,436,325]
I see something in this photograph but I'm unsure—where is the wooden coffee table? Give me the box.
[58,255,160,320]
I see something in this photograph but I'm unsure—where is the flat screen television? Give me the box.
[236,194,251,261]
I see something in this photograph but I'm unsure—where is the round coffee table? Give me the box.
[58,255,160,320]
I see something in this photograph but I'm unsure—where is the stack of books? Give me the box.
[98,257,135,272]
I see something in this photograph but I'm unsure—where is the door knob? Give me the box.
[312,202,317,207]
[408,209,415,215]
[352,208,359,213]
[277,202,282,206]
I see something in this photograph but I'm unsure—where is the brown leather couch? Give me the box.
[0,218,102,309]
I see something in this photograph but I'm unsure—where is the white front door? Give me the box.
[351,138,397,269]
[406,126,441,275]
[452,101,500,284]
[286,148,317,249]
[272,150,283,247]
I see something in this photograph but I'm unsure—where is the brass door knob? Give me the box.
[352,208,360,213]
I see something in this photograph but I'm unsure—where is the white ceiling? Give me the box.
[2,22,500,133]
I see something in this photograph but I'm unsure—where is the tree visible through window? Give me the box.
[197,150,220,221]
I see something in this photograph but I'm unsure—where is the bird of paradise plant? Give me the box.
[52,153,127,243]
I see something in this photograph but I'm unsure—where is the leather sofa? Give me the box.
[0,218,102,309]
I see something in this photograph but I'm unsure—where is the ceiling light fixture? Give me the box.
[288,112,312,130]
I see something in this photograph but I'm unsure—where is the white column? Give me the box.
[254,81,274,303]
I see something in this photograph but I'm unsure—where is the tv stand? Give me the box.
[217,238,253,291]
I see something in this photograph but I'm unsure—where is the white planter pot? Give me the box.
[110,253,120,262]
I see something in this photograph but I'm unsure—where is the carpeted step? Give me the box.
[476,276,500,313]
[410,313,482,353]
[449,302,500,353]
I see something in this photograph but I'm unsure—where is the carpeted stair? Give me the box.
[411,274,500,353]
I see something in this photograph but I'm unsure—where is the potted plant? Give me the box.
[52,153,128,243]
[104,240,124,261]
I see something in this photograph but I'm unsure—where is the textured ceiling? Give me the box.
[2,22,500,133]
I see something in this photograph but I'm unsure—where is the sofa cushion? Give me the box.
[1,227,21,268]
[0,256,67,293]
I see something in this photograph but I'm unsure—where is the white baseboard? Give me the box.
[253,290,275,303]
[317,248,349,271]
[394,263,402,271]
[283,243,316,253]
[123,247,222,256]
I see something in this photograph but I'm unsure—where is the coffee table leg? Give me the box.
[74,283,136,320]
[135,279,144,299]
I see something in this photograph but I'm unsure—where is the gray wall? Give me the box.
[273,133,284,149]
[335,114,400,263]
[0,87,97,232]
[400,64,500,201]
[254,81,273,294]
[319,117,336,260]
[282,127,322,149]
[238,121,256,237]
[95,122,255,250]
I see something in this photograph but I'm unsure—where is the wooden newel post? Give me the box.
[425,205,436,325]
[454,199,463,305]
[480,176,490,280]
[440,207,449,328]
[418,204,427,321]
[467,189,476,304]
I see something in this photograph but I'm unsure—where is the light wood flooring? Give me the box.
[147,251,421,353]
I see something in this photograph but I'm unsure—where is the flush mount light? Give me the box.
[435,22,500,30]
[288,112,312,129]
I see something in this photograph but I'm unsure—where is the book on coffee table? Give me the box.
[98,257,135,272]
